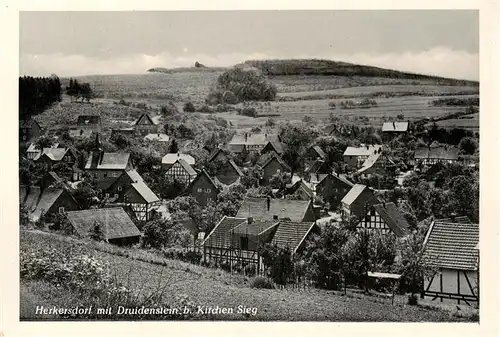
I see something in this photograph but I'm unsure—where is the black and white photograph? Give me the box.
[6,5,497,332]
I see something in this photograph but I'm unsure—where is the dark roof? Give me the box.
[188,169,220,192]
[414,146,459,160]
[372,203,410,237]
[263,141,286,155]
[422,221,479,271]
[203,216,246,247]
[85,152,131,170]
[305,160,330,175]
[30,188,64,220]
[21,187,77,221]
[66,208,141,240]
[311,145,326,159]
[232,219,279,236]
[285,180,314,199]
[135,113,156,126]
[207,148,229,162]
[257,152,291,171]
[77,115,101,126]
[236,197,312,223]
[228,160,244,177]
[271,221,316,253]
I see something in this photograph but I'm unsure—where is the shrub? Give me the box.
[183,102,196,113]
[160,101,179,116]
[244,264,257,277]
[407,294,418,306]
[222,91,239,104]
[197,105,214,113]
[240,107,257,118]
[250,276,274,289]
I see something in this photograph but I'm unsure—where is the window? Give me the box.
[114,194,119,199]
[276,169,281,173]
[197,188,202,193]
[104,172,108,178]
[118,186,122,191]
[206,188,211,193]
[240,237,249,250]
[370,208,376,216]
[58,207,65,214]
[112,172,119,177]
[105,193,110,198]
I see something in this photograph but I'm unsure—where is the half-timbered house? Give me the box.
[134,113,158,135]
[341,184,380,220]
[236,196,316,223]
[162,153,195,169]
[343,145,382,168]
[20,118,42,143]
[187,169,220,207]
[313,173,354,210]
[256,152,291,185]
[421,219,479,305]
[165,158,197,184]
[357,202,410,237]
[20,186,79,222]
[76,115,102,133]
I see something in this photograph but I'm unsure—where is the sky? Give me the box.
[19,10,479,80]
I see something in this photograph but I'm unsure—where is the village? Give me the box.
[19,80,480,315]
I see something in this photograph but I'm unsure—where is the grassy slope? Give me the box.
[20,230,474,322]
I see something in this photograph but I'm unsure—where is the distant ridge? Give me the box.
[243,59,479,86]
[147,66,228,74]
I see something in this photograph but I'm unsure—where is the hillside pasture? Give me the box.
[20,230,476,322]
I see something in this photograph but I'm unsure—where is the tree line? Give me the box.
[19,75,61,118]
[66,78,94,102]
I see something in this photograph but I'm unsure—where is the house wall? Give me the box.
[166,162,195,184]
[350,189,379,220]
[106,174,134,201]
[88,169,124,181]
[424,268,478,304]
[358,209,391,234]
[316,177,351,210]
[262,159,287,185]
[47,192,80,215]
[302,203,316,222]
[190,175,218,207]
[217,163,240,185]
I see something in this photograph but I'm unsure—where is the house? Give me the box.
[104,169,143,201]
[261,140,286,157]
[85,151,133,190]
[207,147,231,163]
[162,153,195,169]
[256,152,291,185]
[414,146,459,166]
[134,113,158,135]
[236,196,316,223]
[228,133,281,154]
[66,208,142,245]
[306,145,327,161]
[122,180,160,221]
[76,115,102,133]
[357,202,410,237]
[343,145,382,168]
[341,184,380,220]
[356,152,396,177]
[203,216,279,273]
[382,121,409,140]
[68,129,93,139]
[165,159,197,184]
[215,160,243,186]
[20,118,42,142]
[144,133,170,142]
[314,173,354,210]
[20,186,79,222]
[283,179,314,201]
[421,220,479,305]
[187,169,220,207]
[304,159,331,181]
[35,147,79,171]
[26,142,59,160]
[37,172,64,191]
[271,221,319,254]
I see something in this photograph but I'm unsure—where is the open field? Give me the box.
[20,230,476,322]
[46,70,479,134]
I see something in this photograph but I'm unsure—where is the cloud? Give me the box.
[20,47,478,81]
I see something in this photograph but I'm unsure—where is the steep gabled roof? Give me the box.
[343,145,382,157]
[341,184,368,206]
[284,180,314,199]
[305,160,330,175]
[207,147,229,162]
[257,152,291,172]
[263,141,286,155]
[162,153,195,166]
[232,219,279,236]
[271,221,317,253]
[30,188,65,220]
[310,145,326,159]
[135,113,156,126]
[66,208,141,240]
[128,181,160,204]
[357,152,382,174]
[382,122,409,132]
[371,203,410,237]
[170,159,197,176]
[85,152,131,170]
[421,220,479,271]
[125,169,143,183]
[35,148,69,162]
[236,197,312,223]
[203,216,246,247]
[188,169,220,192]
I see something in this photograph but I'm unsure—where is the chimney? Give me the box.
[99,151,104,165]
[245,133,248,142]
[266,196,271,212]
[393,121,396,129]
[316,173,320,182]
[177,153,180,157]
[247,217,253,224]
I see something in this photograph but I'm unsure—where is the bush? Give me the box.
[407,294,418,305]
[244,264,257,277]
[162,248,202,265]
[240,107,257,118]
[250,276,274,289]
[160,102,179,116]
[197,105,214,113]
[183,102,196,113]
